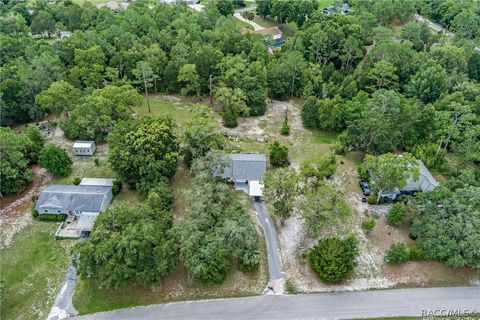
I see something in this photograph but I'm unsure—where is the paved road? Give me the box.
[251,198,284,285]
[415,14,455,37]
[47,263,78,320]
[234,12,264,31]
[235,5,257,13]
[75,286,480,320]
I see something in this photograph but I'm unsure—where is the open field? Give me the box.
[0,221,74,320]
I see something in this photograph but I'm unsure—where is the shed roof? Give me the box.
[35,185,111,213]
[80,178,114,187]
[73,141,95,149]
[74,212,98,231]
[220,154,267,181]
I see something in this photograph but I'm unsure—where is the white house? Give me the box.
[73,141,96,156]
[216,154,267,197]
[380,160,439,200]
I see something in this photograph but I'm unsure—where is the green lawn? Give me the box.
[0,222,74,320]
[53,159,117,184]
[317,0,332,9]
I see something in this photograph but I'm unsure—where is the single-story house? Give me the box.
[380,160,439,200]
[322,3,350,15]
[255,27,284,47]
[73,141,96,156]
[216,153,267,197]
[35,181,113,237]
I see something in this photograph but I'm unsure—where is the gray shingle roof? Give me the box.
[35,185,111,213]
[220,154,266,181]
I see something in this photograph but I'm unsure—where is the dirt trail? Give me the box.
[0,166,53,249]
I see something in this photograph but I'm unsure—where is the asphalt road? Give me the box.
[75,286,480,320]
[251,198,284,282]
[47,264,78,320]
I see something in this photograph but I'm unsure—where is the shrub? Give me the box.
[38,214,67,222]
[241,10,254,20]
[408,246,425,261]
[31,208,39,218]
[222,108,238,128]
[385,243,409,264]
[386,203,406,226]
[362,218,376,233]
[309,235,359,283]
[93,157,100,167]
[269,141,289,167]
[145,181,175,210]
[38,143,72,176]
[280,121,290,136]
[112,179,123,196]
[367,194,377,205]
[72,177,81,185]
[239,248,260,272]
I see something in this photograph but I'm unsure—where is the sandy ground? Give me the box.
[0,166,53,249]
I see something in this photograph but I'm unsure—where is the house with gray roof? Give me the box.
[216,153,267,197]
[380,160,439,200]
[73,141,96,156]
[35,181,113,238]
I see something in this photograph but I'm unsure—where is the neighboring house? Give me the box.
[161,0,198,4]
[380,160,439,200]
[255,27,284,47]
[216,153,267,197]
[35,181,113,238]
[73,141,96,156]
[322,3,350,15]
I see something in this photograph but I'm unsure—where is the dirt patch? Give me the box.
[0,166,53,249]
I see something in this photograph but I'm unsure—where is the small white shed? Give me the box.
[73,141,96,156]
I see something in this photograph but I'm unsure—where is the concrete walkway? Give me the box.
[74,285,480,320]
[251,198,284,294]
[47,263,79,320]
[234,12,264,31]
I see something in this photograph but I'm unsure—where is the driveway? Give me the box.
[234,12,264,31]
[74,285,480,320]
[415,14,455,37]
[47,264,78,320]
[251,198,284,292]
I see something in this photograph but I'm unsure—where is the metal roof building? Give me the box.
[80,178,114,187]
[35,185,112,214]
[220,154,267,181]
[73,141,96,156]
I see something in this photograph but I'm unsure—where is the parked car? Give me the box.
[359,180,371,196]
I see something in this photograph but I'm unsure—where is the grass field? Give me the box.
[0,222,74,320]
[317,0,333,9]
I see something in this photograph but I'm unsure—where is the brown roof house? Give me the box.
[255,27,284,48]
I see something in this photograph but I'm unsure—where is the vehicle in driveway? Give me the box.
[359,180,371,196]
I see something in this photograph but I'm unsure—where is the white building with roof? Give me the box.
[73,141,96,156]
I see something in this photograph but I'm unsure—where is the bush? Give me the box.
[386,203,406,226]
[241,10,254,20]
[112,179,122,196]
[222,108,238,128]
[385,243,409,264]
[239,248,260,272]
[362,218,376,233]
[38,214,67,222]
[408,246,425,261]
[93,157,100,166]
[280,121,290,136]
[31,208,39,218]
[145,181,175,210]
[309,235,359,283]
[72,177,81,185]
[38,143,72,176]
[367,194,377,205]
[269,141,289,167]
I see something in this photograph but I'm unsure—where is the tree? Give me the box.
[30,10,55,38]
[316,95,345,132]
[361,153,419,204]
[385,203,406,226]
[385,243,409,264]
[300,183,350,237]
[180,106,226,166]
[309,235,359,283]
[400,22,433,51]
[269,141,289,167]
[215,86,248,128]
[366,60,399,92]
[108,118,178,190]
[406,61,449,104]
[301,96,318,128]
[61,85,142,142]
[24,125,45,164]
[451,10,479,39]
[0,127,33,196]
[216,0,235,16]
[411,186,480,270]
[263,168,298,221]
[300,154,337,184]
[256,0,272,17]
[39,143,72,176]
[35,80,81,117]
[75,202,178,288]
[133,61,155,113]
[178,64,200,99]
